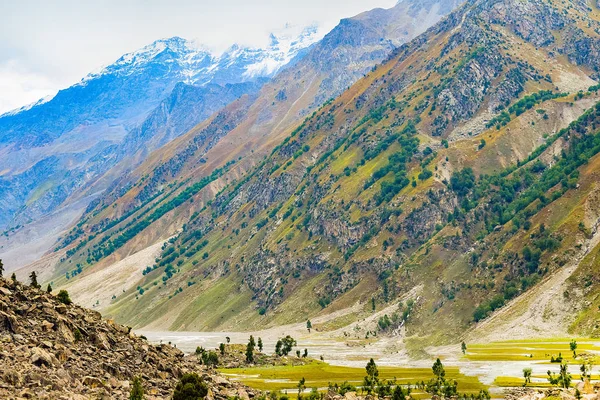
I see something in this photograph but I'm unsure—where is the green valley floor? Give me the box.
[139,329,600,398]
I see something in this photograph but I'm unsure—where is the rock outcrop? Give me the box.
[0,278,258,399]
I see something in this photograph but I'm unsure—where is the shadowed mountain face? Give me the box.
[36,0,600,348]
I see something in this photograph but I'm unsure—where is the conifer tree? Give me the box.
[246,336,255,363]
[29,271,41,289]
[57,290,72,305]
[130,376,144,400]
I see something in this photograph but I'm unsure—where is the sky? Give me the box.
[0,0,397,114]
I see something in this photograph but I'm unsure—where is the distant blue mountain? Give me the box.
[0,27,322,231]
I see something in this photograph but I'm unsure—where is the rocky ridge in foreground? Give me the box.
[0,277,257,399]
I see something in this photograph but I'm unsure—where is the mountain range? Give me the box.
[8,0,600,352]
[0,26,321,266]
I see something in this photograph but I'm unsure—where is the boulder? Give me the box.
[55,304,67,314]
[30,347,55,367]
[82,376,104,388]
[345,392,359,400]
[238,388,250,400]
[41,320,54,331]
[0,311,17,333]
[3,369,23,387]
[19,388,35,398]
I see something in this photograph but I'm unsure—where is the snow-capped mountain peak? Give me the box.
[78,36,213,85]
[75,24,322,89]
[2,23,323,118]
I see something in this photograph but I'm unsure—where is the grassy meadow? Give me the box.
[220,360,487,399]
[214,337,600,399]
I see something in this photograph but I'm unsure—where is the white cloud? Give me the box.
[0,0,396,114]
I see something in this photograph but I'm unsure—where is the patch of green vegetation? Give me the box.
[220,361,486,394]
[494,376,551,388]
[363,120,420,205]
[486,90,567,129]
[464,339,600,363]
[446,101,600,322]
[454,46,486,72]
[85,160,237,264]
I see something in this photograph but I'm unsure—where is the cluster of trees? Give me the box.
[65,264,83,280]
[507,90,566,117]
[377,300,414,332]
[519,341,591,390]
[85,160,236,265]
[275,335,297,356]
[357,358,489,400]
[425,358,459,398]
[487,90,566,129]
[366,121,421,206]
[60,188,165,259]
[3,265,72,305]
[473,282,517,322]
[547,362,572,389]
[445,103,600,322]
[487,111,511,130]
[449,168,476,198]
[328,381,357,396]
[208,334,304,368]
[454,101,600,233]
[0,261,17,285]
[195,347,219,366]
[141,235,209,283]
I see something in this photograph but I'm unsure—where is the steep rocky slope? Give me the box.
[33,0,600,349]
[36,0,464,306]
[0,277,257,399]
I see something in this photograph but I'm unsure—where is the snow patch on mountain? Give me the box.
[243,23,322,78]
[0,94,56,118]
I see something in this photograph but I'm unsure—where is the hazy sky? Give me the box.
[0,0,397,114]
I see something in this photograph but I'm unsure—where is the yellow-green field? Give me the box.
[493,376,552,388]
[219,360,487,398]
[464,338,600,363]
[140,331,600,398]
[217,338,600,398]
[462,338,600,390]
